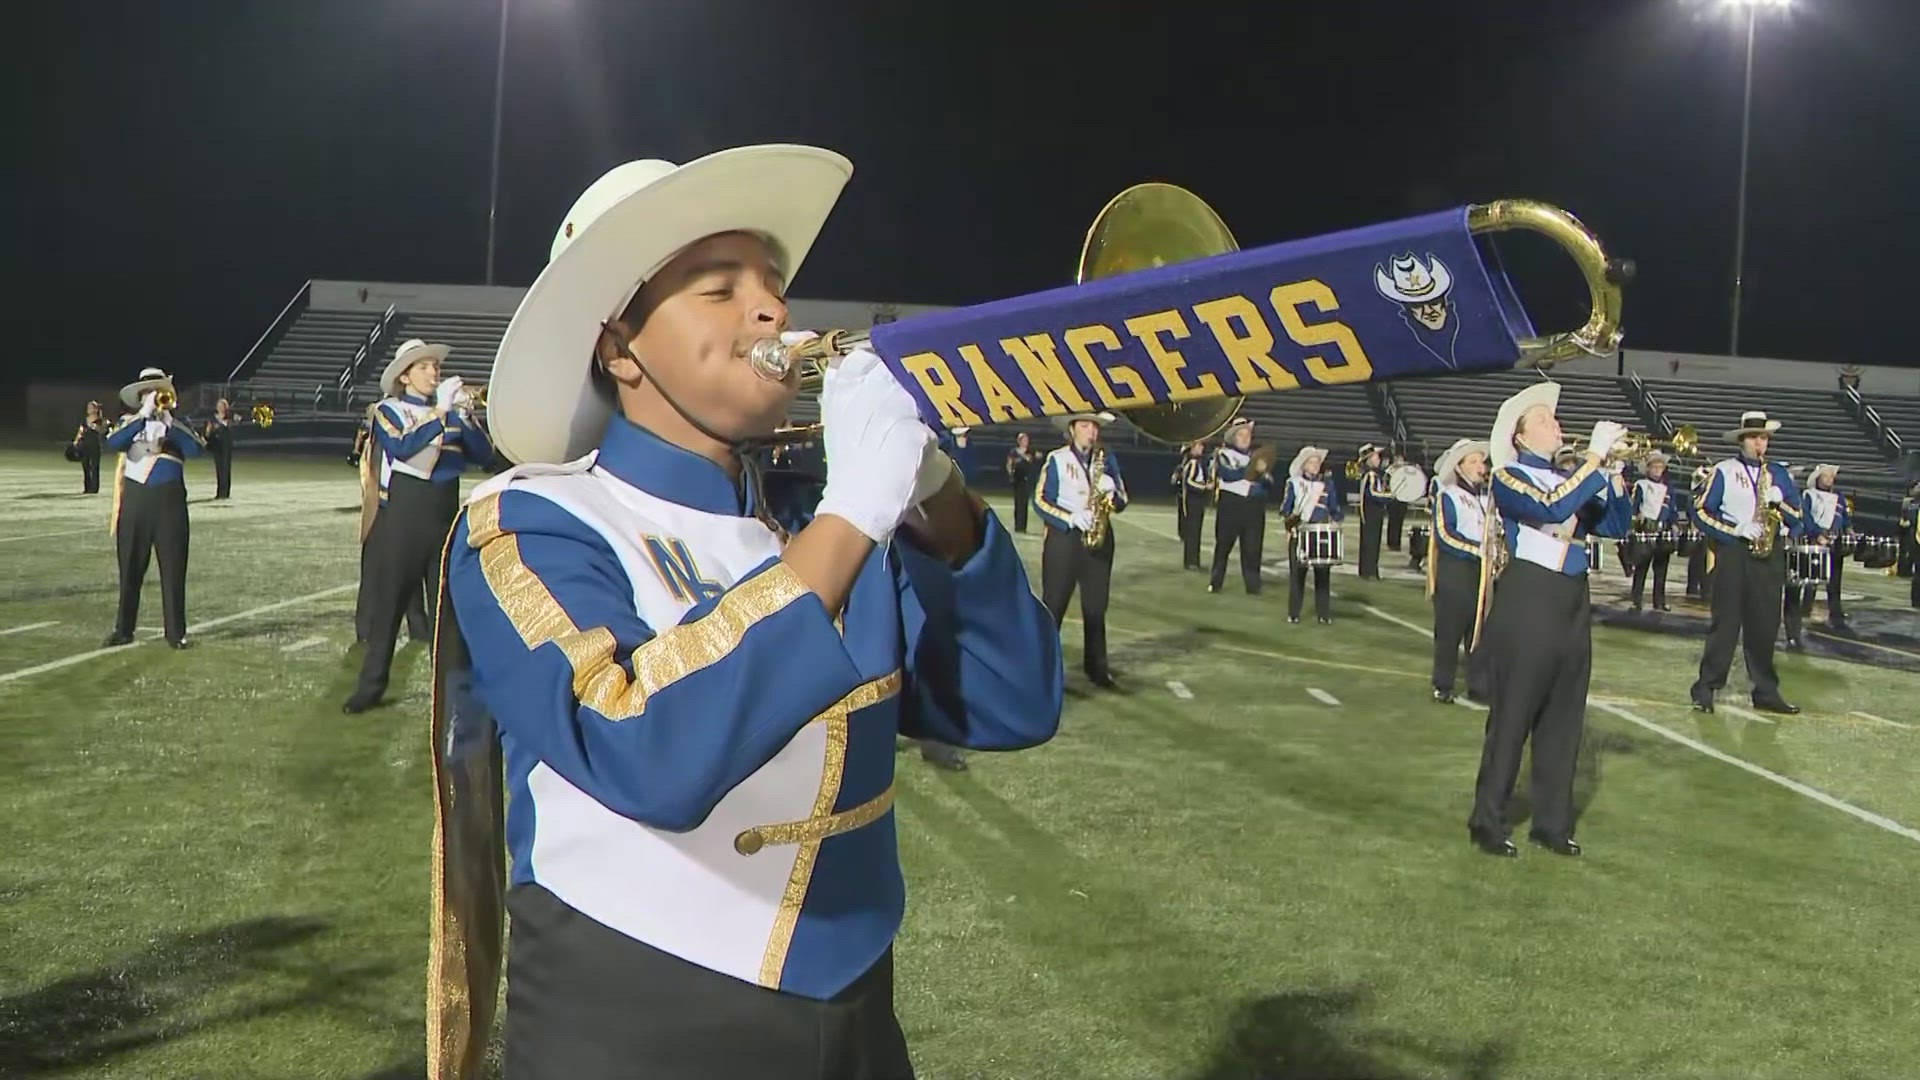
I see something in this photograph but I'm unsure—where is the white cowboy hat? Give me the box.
[1435,437,1490,488]
[1373,253,1453,304]
[1288,445,1328,480]
[488,144,854,465]
[1643,450,1670,467]
[1724,409,1782,444]
[1053,410,1116,431]
[1356,442,1381,459]
[1810,463,1839,482]
[119,367,174,408]
[1489,380,1560,470]
[381,339,452,398]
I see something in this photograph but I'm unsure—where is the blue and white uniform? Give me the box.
[103,408,205,645]
[446,415,1062,999]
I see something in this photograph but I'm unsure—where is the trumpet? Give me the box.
[1344,460,1363,482]
[1566,424,1698,466]
[153,387,177,412]
[251,402,275,428]
[745,191,1626,449]
[454,383,488,411]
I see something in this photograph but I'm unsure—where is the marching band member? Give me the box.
[68,400,108,493]
[1208,419,1268,594]
[1787,463,1850,643]
[1688,410,1802,715]
[1628,452,1677,612]
[1003,431,1042,533]
[1355,443,1390,579]
[102,367,206,649]
[1897,480,1918,579]
[351,400,431,647]
[202,398,239,500]
[1385,446,1412,552]
[1279,445,1341,624]
[342,338,494,714]
[1037,411,1128,689]
[1174,439,1213,571]
[1468,383,1631,858]
[429,146,1062,1077]
[1686,464,1714,601]
[1428,438,1490,705]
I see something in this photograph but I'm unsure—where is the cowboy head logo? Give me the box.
[1374,252,1462,368]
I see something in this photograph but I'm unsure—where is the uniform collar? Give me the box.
[1738,453,1765,467]
[1516,449,1554,469]
[597,413,752,516]
[400,392,430,407]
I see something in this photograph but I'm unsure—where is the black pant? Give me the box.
[1470,561,1590,842]
[354,475,460,701]
[114,479,190,643]
[1685,543,1710,599]
[1286,541,1331,620]
[1386,501,1407,551]
[1011,478,1033,533]
[1177,487,1207,568]
[1209,491,1265,592]
[1692,540,1785,703]
[354,520,431,643]
[80,452,101,493]
[211,445,233,499]
[1358,500,1387,578]
[1042,525,1114,677]
[1432,554,1489,698]
[503,884,913,1080]
[1899,528,1916,577]
[1630,550,1671,609]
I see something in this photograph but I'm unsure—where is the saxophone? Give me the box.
[1084,446,1112,549]
[1752,460,1783,558]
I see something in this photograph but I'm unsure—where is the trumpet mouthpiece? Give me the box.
[747,338,794,382]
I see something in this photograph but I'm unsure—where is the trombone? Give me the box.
[1565,424,1699,466]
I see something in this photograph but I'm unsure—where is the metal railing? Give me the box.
[337,305,399,390]
[1843,385,1905,455]
[1626,371,1675,435]
[227,280,313,381]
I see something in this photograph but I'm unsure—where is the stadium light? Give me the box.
[1715,0,1793,356]
[485,0,511,287]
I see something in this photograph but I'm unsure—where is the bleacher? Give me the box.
[362,311,512,387]
[1234,383,1392,464]
[1640,379,1900,496]
[1388,370,1641,466]
[1864,393,1920,452]
[243,309,378,395]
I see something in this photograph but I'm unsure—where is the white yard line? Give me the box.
[1362,604,1433,638]
[1166,680,1193,700]
[0,621,59,637]
[1850,710,1911,730]
[1306,687,1341,706]
[1719,703,1778,726]
[1592,701,1920,846]
[0,527,99,544]
[0,585,354,686]
[280,635,330,653]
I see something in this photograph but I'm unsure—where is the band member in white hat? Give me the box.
[1688,410,1802,715]
[342,338,493,714]
[1355,442,1390,578]
[1785,463,1850,643]
[1279,445,1341,623]
[1035,409,1129,688]
[1428,437,1491,705]
[101,368,206,648]
[1468,382,1632,858]
[1627,451,1678,612]
[1208,418,1268,594]
[428,146,1062,1078]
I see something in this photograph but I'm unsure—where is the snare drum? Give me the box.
[1675,523,1700,556]
[1862,535,1900,569]
[1297,522,1344,567]
[1625,524,1661,564]
[1654,527,1678,556]
[1408,523,1430,555]
[1585,537,1602,574]
[1787,543,1831,588]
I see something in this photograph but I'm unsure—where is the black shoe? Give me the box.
[1433,689,1454,704]
[1470,831,1518,858]
[1247,586,1262,596]
[341,690,383,714]
[101,632,133,647]
[1654,602,1672,613]
[1317,616,1333,625]
[1690,686,1715,713]
[1288,615,1301,624]
[1207,583,1221,594]
[1752,695,1800,715]
[1784,636,1803,652]
[1087,670,1120,690]
[1630,602,1643,614]
[166,638,192,650]
[1827,619,1851,633]
[920,747,968,772]
[1528,832,1582,857]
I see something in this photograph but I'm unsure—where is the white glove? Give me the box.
[138,391,157,419]
[1071,509,1096,532]
[909,446,958,506]
[1736,521,1765,541]
[1095,474,1117,495]
[435,376,464,410]
[815,346,934,543]
[1587,421,1628,461]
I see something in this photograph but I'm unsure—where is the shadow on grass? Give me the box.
[0,915,400,1075]
[1191,988,1509,1080]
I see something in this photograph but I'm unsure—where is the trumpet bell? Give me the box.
[252,403,275,428]
[153,388,177,411]
[1076,182,1243,444]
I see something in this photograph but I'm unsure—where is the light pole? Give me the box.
[1723,0,1789,357]
[480,0,510,286]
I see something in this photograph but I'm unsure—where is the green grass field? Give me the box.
[2,448,1918,1079]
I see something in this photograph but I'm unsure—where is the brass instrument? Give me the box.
[1083,445,1113,549]
[1753,459,1784,559]
[454,383,489,412]
[1344,460,1363,482]
[152,387,177,412]
[251,402,275,429]
[1565,424,1699,467]
[750,192,1625,448]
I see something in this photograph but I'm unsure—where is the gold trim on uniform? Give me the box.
[1494,459,1597,507]
[755,670,902,988]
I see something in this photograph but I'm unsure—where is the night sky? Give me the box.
[11,0,1918,383]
